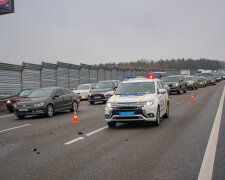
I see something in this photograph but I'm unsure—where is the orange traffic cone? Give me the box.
[72,110,80,123]
[190,93,195,101]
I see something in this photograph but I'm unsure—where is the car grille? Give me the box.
[113,116,141,120]
[112,107,144,116]
[91,94,105,99]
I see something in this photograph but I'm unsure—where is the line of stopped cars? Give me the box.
[5,71,224,124]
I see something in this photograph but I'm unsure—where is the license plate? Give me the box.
[19,108,28,112]
[94,96,101,99]
[119,111,135,116]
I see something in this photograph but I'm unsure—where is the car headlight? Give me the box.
[6,100,11,104]
[174,83,179,86]
[33,102,45,107]
[140,100,154,106]
[106,102,116,107]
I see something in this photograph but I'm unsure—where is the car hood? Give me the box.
[73,90,89,94]
[108,94,156,103]
[16,97,49,106]
[90,88,113,94]
[164,82,178,85]
[9,96,26,102]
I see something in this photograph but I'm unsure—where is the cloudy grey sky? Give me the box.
[0,0,225,65]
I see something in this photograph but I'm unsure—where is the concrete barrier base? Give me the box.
[0,101,7,112]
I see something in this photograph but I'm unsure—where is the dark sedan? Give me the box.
[6,89,34,112]
[206,76,216,85]
[197,77,207,87]
[14,87,79,119]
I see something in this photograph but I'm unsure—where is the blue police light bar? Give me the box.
[125,77,137,79]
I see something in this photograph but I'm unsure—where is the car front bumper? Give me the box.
[14,106,47,116]
[169,86,180,92]
[89,94,108,102]
[79,94,88,100]
[105,105,157,122]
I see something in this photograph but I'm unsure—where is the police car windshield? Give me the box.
[76,85,90,90]
[115,82,155,95]
[95,82,113,89]
[162,77,180,82]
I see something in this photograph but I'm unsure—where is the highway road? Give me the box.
[0,82,225,180]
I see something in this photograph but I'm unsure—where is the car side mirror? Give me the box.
[159,89,166,94]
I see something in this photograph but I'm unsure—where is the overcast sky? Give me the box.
[0,0,225,65]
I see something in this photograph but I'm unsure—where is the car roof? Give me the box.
[78,83,92,85]
[98,80,119,83]
[122,78,159,84]
[166,75,182,77]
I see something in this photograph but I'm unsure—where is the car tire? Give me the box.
[17,115,25,119]
[154,107,160,126]
[177,88,181,94]
[183,86,187,93]
[71,101,78,112]
[8,108,14,113]
[46,104,54,117]
[107,122,117,128]
[163,102,169,118]
[89,101,95,105]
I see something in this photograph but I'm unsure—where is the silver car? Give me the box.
[73,84,95,100]
[14,87,80,119]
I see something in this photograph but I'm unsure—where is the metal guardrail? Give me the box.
[0,61,198,97]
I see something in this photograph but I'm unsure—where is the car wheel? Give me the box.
[177,88,181,94]
[107,122,117,128]
[71,101,78,112]
[183,86,187,93]
[8,108,14,113]
[154,107,160,126]
[163,102,169,118]
[46,104,54,117]
[17,115,25,119]
[89,101,95,105]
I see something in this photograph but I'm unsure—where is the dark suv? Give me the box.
[88,80,121,104]
[185,76,198,90]
[14,87,80,119]
[162,75,187,94]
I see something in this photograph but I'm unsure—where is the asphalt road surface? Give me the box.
[0,82,225,180]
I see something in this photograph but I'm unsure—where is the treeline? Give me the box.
[100,58,225,70]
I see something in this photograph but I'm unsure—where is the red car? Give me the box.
[6,89,34,112]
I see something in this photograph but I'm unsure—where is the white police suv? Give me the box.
[105,77,169,128]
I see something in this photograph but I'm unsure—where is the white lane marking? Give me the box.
[64,137,84,145]
[86,126,108,137]
[0,124,31,133]
[0,114,14,119]
[198,86,225,180]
